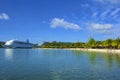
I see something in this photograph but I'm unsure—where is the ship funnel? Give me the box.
[27,39,29,43]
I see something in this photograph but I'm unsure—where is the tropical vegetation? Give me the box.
[41,37,120,49]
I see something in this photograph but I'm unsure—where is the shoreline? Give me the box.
[1,48,120,54]
[41,48,120,54]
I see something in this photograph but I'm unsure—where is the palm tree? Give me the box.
[87,37,96,48]
[111,38,119,49]
[104,39,112,49]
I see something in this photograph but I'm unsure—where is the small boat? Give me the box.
[4,40,34,48]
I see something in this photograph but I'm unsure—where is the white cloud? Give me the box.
[88,23,113,34]
[97,30,113,35]
[101,10,111,17]
[96,0,120,4]
[97,0,105,3]
[0,13,9,20]
[95,0,120,4]
[114,30,120,37]
[90,23,113,30]
[81,3,89,7]
[92,12,98,18]
[110,8,120,17]
[51,18,81,30]
[92,8,120,21]
[110,0,120,4]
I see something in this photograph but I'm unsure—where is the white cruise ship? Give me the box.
[4,40,34,48]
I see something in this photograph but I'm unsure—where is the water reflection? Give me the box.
[88,52,97,65]
[0,49,120,80]
[72,50,84,58]
[104,54,113,67]
[5,49,13,60]
[114,54,120,67]
[73,50,120,68]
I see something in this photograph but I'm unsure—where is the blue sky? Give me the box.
[0,0,120,43]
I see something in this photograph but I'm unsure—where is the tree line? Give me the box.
[1,38,120,49]
[41,37,120,49]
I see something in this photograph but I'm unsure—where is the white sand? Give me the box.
[64,48,120,54]
[41,48,120,54]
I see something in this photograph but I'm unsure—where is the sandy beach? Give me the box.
[65,48,120,54]
[42,48,120,54]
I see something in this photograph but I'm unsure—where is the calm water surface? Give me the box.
[0,48,120,80]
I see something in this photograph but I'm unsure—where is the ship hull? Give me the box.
[4,40,34,48]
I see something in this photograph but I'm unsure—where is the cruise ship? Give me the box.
[4,40,34,48]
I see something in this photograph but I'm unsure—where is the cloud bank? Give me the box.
[51,18,81,30]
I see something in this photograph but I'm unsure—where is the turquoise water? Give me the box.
[0,49,120,80]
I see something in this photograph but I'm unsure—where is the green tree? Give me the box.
[33,44,40,48]
[0,42,5,48]
[112,39,118,49]
[0,44,2,48]
[95,41,102,48]
[118,44,120,49]
[115,38,120,49]
[87,37,96,48]
[104,39,112,49]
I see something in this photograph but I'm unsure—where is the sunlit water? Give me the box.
[0,48,120,80]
